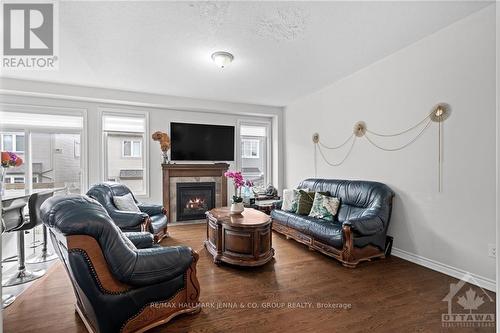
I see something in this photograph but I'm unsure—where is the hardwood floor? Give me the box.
[3,223,496,333]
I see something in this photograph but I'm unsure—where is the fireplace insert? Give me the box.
[176,182,215,221]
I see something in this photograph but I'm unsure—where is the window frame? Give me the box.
[100,108,149,198]
[241,138,260,159]
[237,120,272,187]
[122,139,142,158]
[0,102,87,196]
[0,132,25,153]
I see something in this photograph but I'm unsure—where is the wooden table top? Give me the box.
[206,207,271,227]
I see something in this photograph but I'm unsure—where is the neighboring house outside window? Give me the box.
[122,140,142,158]
[241,139,259,158]
[240,124,269,188]
[102,112,147,196]
[0,133,25,152]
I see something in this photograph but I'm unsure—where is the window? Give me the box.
[122,140,142,158]
[2,134,13,150]
[1,133,24,152]
[31,133,82,194]
[241,139,260,158]
[13,176,25,184]
[0,110,84,197]
[102,112,147,196]
[3,175,24,185]
[239,123,270,188]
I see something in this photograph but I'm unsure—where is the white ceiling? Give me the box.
[2,1,491,106]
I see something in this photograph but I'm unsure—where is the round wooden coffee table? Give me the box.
[205,207,274,267]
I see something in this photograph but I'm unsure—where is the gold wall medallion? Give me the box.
[353,121,367,137]
[312,133,320,143]
[430,103,451,122]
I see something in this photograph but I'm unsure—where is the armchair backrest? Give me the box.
[298,178,394,227]
[40,194,140,282]
[86,182,137,211]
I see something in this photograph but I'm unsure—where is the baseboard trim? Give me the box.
[391,247,496,292]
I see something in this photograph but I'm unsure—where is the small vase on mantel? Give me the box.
[162,150,170,164]
[230,202,244,215]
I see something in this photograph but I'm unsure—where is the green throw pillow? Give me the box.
[308,192,340,221]
[296,190,328,215]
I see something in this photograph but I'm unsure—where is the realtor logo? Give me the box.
[2,2,58,69]
[441,273,495,329]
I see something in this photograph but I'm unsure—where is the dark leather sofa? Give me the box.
[40,194,200,333]
[271,178,394,267]
[87,182,169,242]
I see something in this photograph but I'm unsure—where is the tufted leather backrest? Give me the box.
[40,194,139,282]
[86,182,138,210]
[298,178,394,226]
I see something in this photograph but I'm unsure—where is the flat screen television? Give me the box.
[170,122,235,161]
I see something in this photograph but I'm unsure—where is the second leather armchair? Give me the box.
[87,182,169,242]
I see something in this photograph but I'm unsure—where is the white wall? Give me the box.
[284,6,496,287]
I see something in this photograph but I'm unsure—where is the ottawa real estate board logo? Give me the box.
[441,273,495,329]
[2,2,58,70]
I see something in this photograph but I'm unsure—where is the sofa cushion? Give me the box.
[308,192,340,221]
[281,189,297,212]
[271,210,343,248]
[113,193,140,212]
[272,209,308,233]
[296,190,328,215]
[307,219,344,249]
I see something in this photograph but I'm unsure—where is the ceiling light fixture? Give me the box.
[211,51,234,68]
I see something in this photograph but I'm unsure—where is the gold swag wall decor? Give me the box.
[313,103,451,191]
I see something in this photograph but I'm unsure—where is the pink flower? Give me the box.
[224,170,250,197]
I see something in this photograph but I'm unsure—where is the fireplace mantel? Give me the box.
[162,163,229,222]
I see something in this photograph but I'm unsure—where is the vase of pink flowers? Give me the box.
[224,170,253,214]
[1,151,23,197]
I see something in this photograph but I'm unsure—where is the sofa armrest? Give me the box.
[108,210,150,230]
[137,203,165,216]
[127,246,194,286]
[343,215,384,236]
[123,232,154,249]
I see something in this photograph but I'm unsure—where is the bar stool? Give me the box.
[1,205,16,308]
[25,191,58,263]
[2,194,46,287]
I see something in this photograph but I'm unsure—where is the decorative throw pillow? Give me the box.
[113,193,140,212]
[308,192,340,221]
[281,189,304,212]
[296,190,328,215]
[281,189,294,211]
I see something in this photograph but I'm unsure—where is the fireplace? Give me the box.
[176,182,216,221]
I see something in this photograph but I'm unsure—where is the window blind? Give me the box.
[240,125,266,137]
[102,114,145,133]
[0,111,83,129]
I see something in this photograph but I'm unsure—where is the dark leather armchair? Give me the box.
[86,182,169,242]
[40,194,200,333]
[271,178,394,267]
